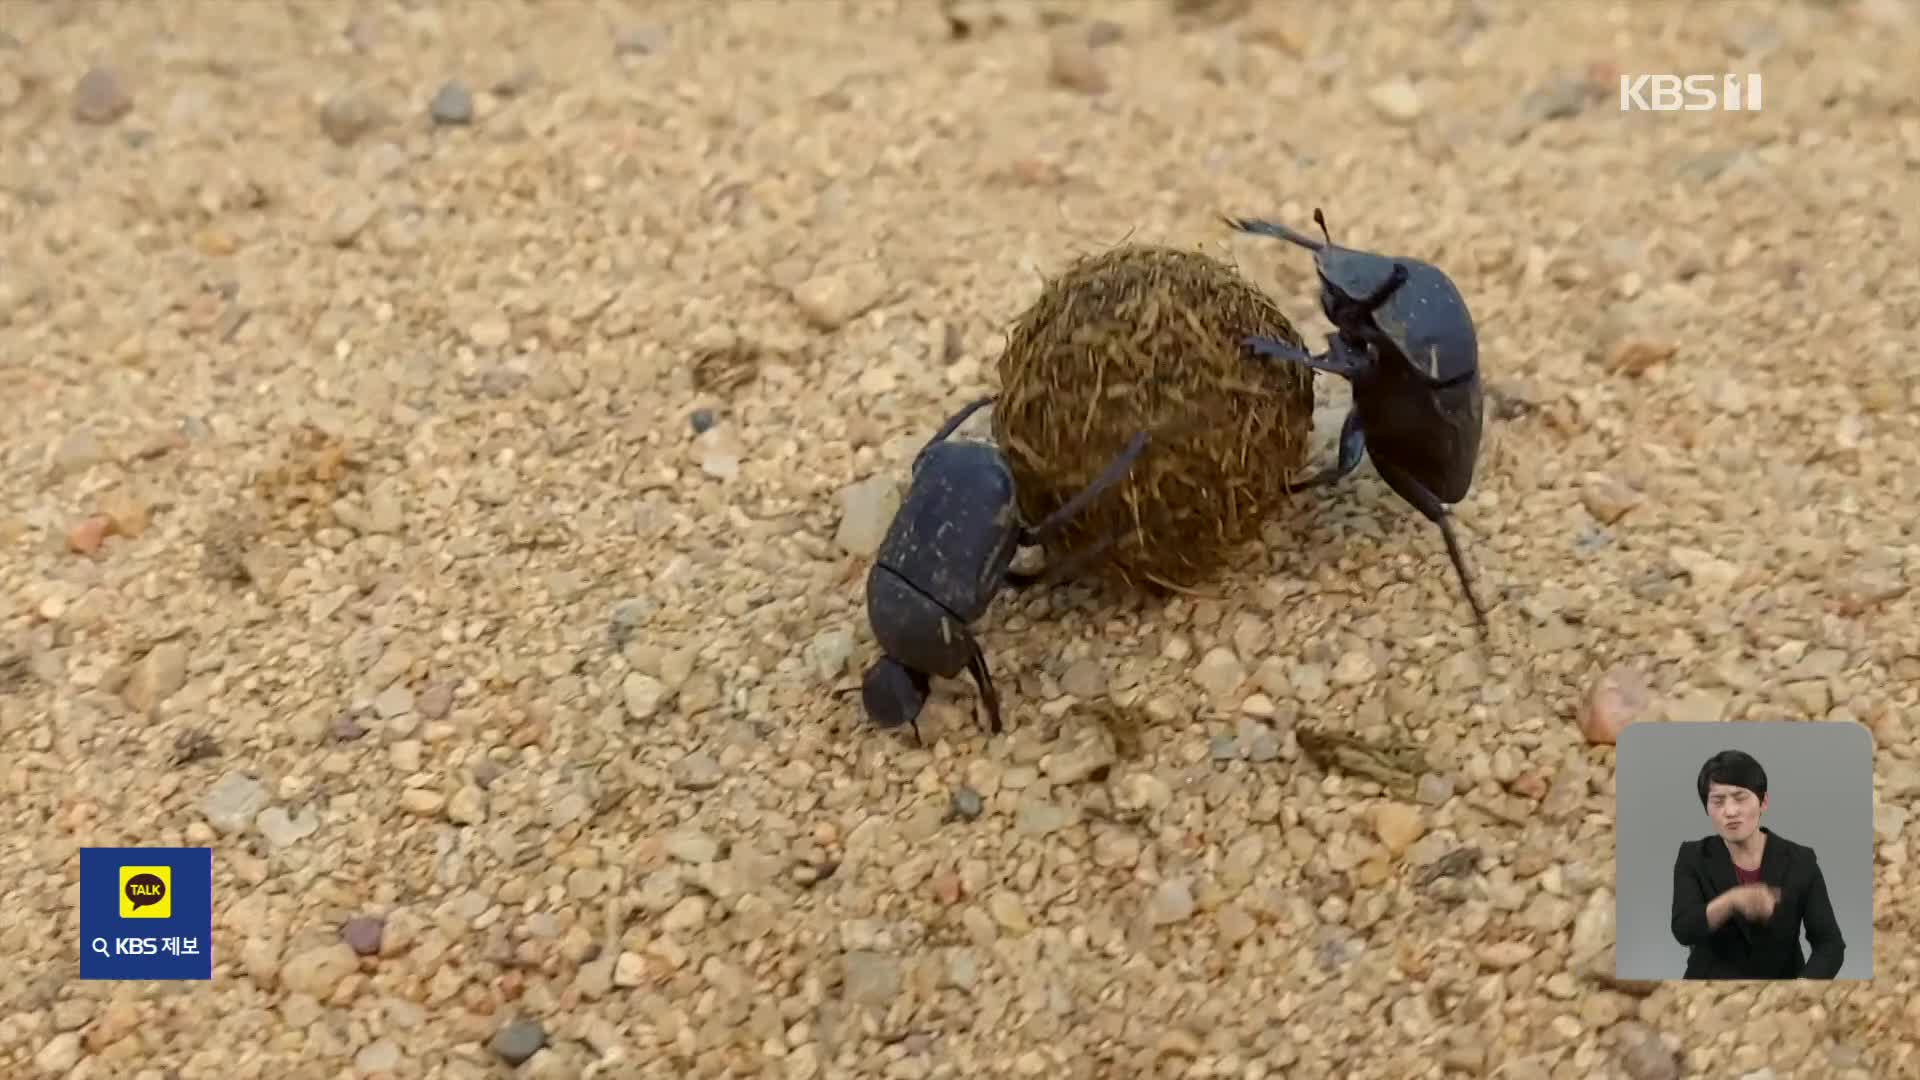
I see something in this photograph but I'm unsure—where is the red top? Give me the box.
[1734,864,1763,885]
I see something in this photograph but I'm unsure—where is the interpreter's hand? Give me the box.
[1732,883,1780,922]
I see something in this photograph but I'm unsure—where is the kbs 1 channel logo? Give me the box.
[80,847,213,980]
[1620,73,1763,113]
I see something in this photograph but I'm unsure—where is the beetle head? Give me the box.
[1307,212,1408,330]
[861,656,931,730]
[1248,209,1407,335]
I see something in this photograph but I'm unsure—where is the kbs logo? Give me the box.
[1620,74,1763,112]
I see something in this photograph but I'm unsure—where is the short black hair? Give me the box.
[1696,749,1768,808]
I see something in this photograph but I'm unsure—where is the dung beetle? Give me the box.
[860,395,1149,741]
[1223,208,1489,631]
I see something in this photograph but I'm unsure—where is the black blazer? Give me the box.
[1670,827,1845,979]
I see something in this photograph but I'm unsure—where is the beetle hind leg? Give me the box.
[1370,459,1490,634]
[1021,430,1151,548]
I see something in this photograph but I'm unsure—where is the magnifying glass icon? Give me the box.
[90,937,110,958]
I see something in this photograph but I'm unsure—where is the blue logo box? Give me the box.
[80,847,213,980]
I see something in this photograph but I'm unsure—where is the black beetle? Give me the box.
[1223,208,1489,631]
[860,395,1149,741]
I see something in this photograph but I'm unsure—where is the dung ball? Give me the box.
[991,243,1314,590]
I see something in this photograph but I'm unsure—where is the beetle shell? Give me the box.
[871,439,1022,624]
[1366,257,1478,386]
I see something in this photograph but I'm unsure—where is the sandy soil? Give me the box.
[3,1,1918,1077]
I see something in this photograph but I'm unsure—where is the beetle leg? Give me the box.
[1286,408,1368,492]
[1370,458,1490,633]
[928,394,995,444]
[1242,334,1367,381]
[1021,429,1151,547]
[913,394,996,472]
[963,638,1004,734]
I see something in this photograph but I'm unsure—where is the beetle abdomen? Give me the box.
[1357,370,1481,504]
[864,565,974,679]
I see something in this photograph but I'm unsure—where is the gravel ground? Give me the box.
[4,2,1918,1078]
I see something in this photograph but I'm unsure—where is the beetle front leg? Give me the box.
[1220,215,1326,251]
[1242,333,1370,382]
[1370,458,1490,634]
[1286,408,1368,493]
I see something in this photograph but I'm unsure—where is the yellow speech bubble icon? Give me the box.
[119,865,171,919]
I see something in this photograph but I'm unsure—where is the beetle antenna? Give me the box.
[1313,208,1331,245]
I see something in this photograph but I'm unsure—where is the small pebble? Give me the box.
[355,1039,401,1074]
[200,772,268,834]
[1192,648,1246,697]
[1368,77,1423,122]
[615,25,667,55]
[1059,658,1105,699]
[1245,729,1280,763]
[623,673,668,721]
[446,785,486,825]
[1580,665,1649,745]
[489,1017,546,1066]
[1372,804,1426,857]
[690,408,716,433]
[1047,30,1109,94]
[72,66,132,124]
[256,806,318,850]
[341,915,384,956]
[672,752,724,791]
[844,951,902,1006]
[664,828,719,864]
[1332,651,1378,686]
[469,316,511,349]
[1615,1021,1680,1080]
[429,80,473,125]
[33,1032,82,1074]
[951,786,984,820]
[67,515,113,554]
[1146,879,1196,926]
[319,89,383,146]
[836,475,901,557]
[791,266,885,330]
